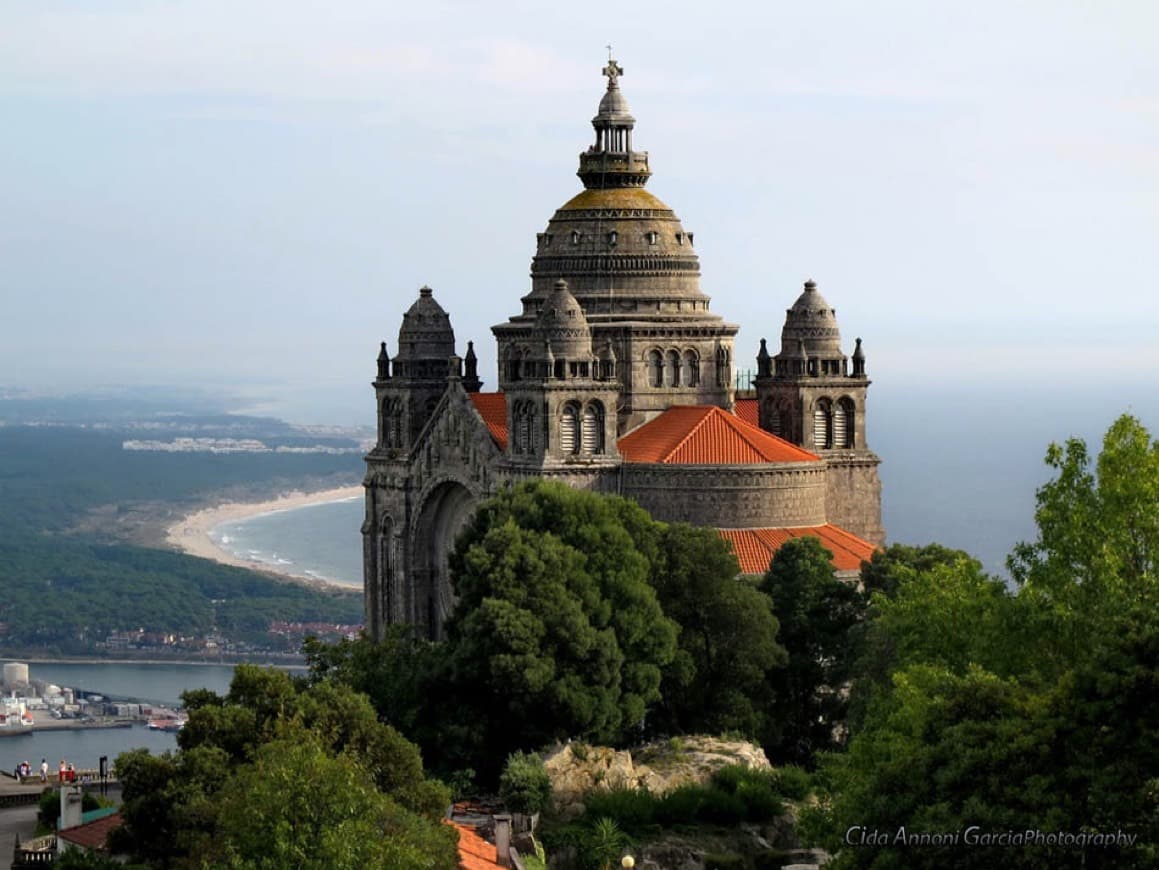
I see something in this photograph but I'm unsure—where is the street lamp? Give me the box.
[621,857,635,869]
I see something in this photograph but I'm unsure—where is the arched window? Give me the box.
[716,347,730,387]
[379,516,393,623]
[666,350,681,387]
[648,350,663,388]
[582,402,604,454]
[514,401,536,455]
[835,398,855,448]
[386,399,404,448]
[560,403,579,454]
[813,399,832,449]
[682,350,700,387]
[763,398,781,437]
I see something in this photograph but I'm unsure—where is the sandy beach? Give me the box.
[164,486,363,586]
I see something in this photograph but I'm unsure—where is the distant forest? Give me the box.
[0,425,365,656]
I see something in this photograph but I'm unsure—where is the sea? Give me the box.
[210,496,363,587]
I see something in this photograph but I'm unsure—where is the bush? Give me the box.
[583,788,657,834]
[704,854,745,870]
[498,751,552,815]
[654,784,705,827]
[773,765,811,800]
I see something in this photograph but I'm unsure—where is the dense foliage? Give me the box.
[0,426,362,653]
[760,537,867,764]
[111,665,457,869]
[807,414,1159,869]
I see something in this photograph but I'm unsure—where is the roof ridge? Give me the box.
[662,406,715,462]
[714,407,779,461]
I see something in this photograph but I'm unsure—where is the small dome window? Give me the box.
[646,231,658,245]
[607,230,618,246]
[675,232,685,245]
[571,230,582,245]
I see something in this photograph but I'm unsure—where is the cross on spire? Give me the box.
[602,56,623,87]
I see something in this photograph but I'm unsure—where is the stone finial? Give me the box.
[377,342,391,380]
[419,285,433,297]
[756,338,771,377]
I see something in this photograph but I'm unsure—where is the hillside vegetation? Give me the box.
[0,425,363,655]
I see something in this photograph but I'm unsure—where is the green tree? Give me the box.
[859,543,979,600]
[208,731,458,870]
[1009,414,1159,666]
[648,523,785,737]
[115,666,452,868]
[761,537,866,764]
[810,415,1159,869]
[444,482,677,773]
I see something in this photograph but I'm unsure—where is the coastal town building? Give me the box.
[362,59,883,641]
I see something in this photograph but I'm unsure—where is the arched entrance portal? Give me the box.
[412,481,477,640]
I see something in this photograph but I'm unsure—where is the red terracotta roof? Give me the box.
[468,392,508,451]
[618,405,819,465]
[734,397,759,427]
[452,822,503,870]
[57,811,122,852]
[717,525,878,574]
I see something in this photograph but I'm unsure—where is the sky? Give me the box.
[2,1,1158,428]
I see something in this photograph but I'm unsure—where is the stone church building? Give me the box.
[363,60,883,641]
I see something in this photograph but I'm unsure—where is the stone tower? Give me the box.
[493,58,738,433]
[753,280,884,544]
[503,279,620,467]
[375,286,458,452]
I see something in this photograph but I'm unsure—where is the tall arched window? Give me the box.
[648,350,664,387]
[666,350,681,386]
[682,350,700,386]
[514,400,536,454]
[379,516,393,623]
[716,347,730,387]
[560,403,579,454]
[835,398,855,448]
[387,399,404,448]
[763,398,781,437]
[813,399,832,449]
[582,402,604,454]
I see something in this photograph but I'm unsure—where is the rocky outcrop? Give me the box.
[543,735,772,820]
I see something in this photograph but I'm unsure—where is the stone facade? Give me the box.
[363,60,884,640]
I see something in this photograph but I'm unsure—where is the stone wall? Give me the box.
[823,452,885,546]
[621,462,827,528]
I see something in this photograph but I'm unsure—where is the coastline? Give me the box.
[164,486,363,587]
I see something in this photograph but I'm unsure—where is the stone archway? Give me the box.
[411,481,477,640]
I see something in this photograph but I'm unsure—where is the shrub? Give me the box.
[583,787,657,834]
[704,854,745,870]
[773,765,811,800]
[654,784,705,827]
[698,787,747,825]
[498,751,552,815]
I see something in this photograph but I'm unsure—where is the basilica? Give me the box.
[362,60,883,641]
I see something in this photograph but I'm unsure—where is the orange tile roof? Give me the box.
[57,811,122,852]
[717,525,878,574]
[734,397,759,427]
[468,392,507,451]
[451,822,503,870]
[618,405,819,465]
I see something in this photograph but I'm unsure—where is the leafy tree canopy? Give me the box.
[443,482,678,767]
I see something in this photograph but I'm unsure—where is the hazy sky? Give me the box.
[2,1,1157,425]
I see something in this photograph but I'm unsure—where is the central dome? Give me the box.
[521,61,714,324]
